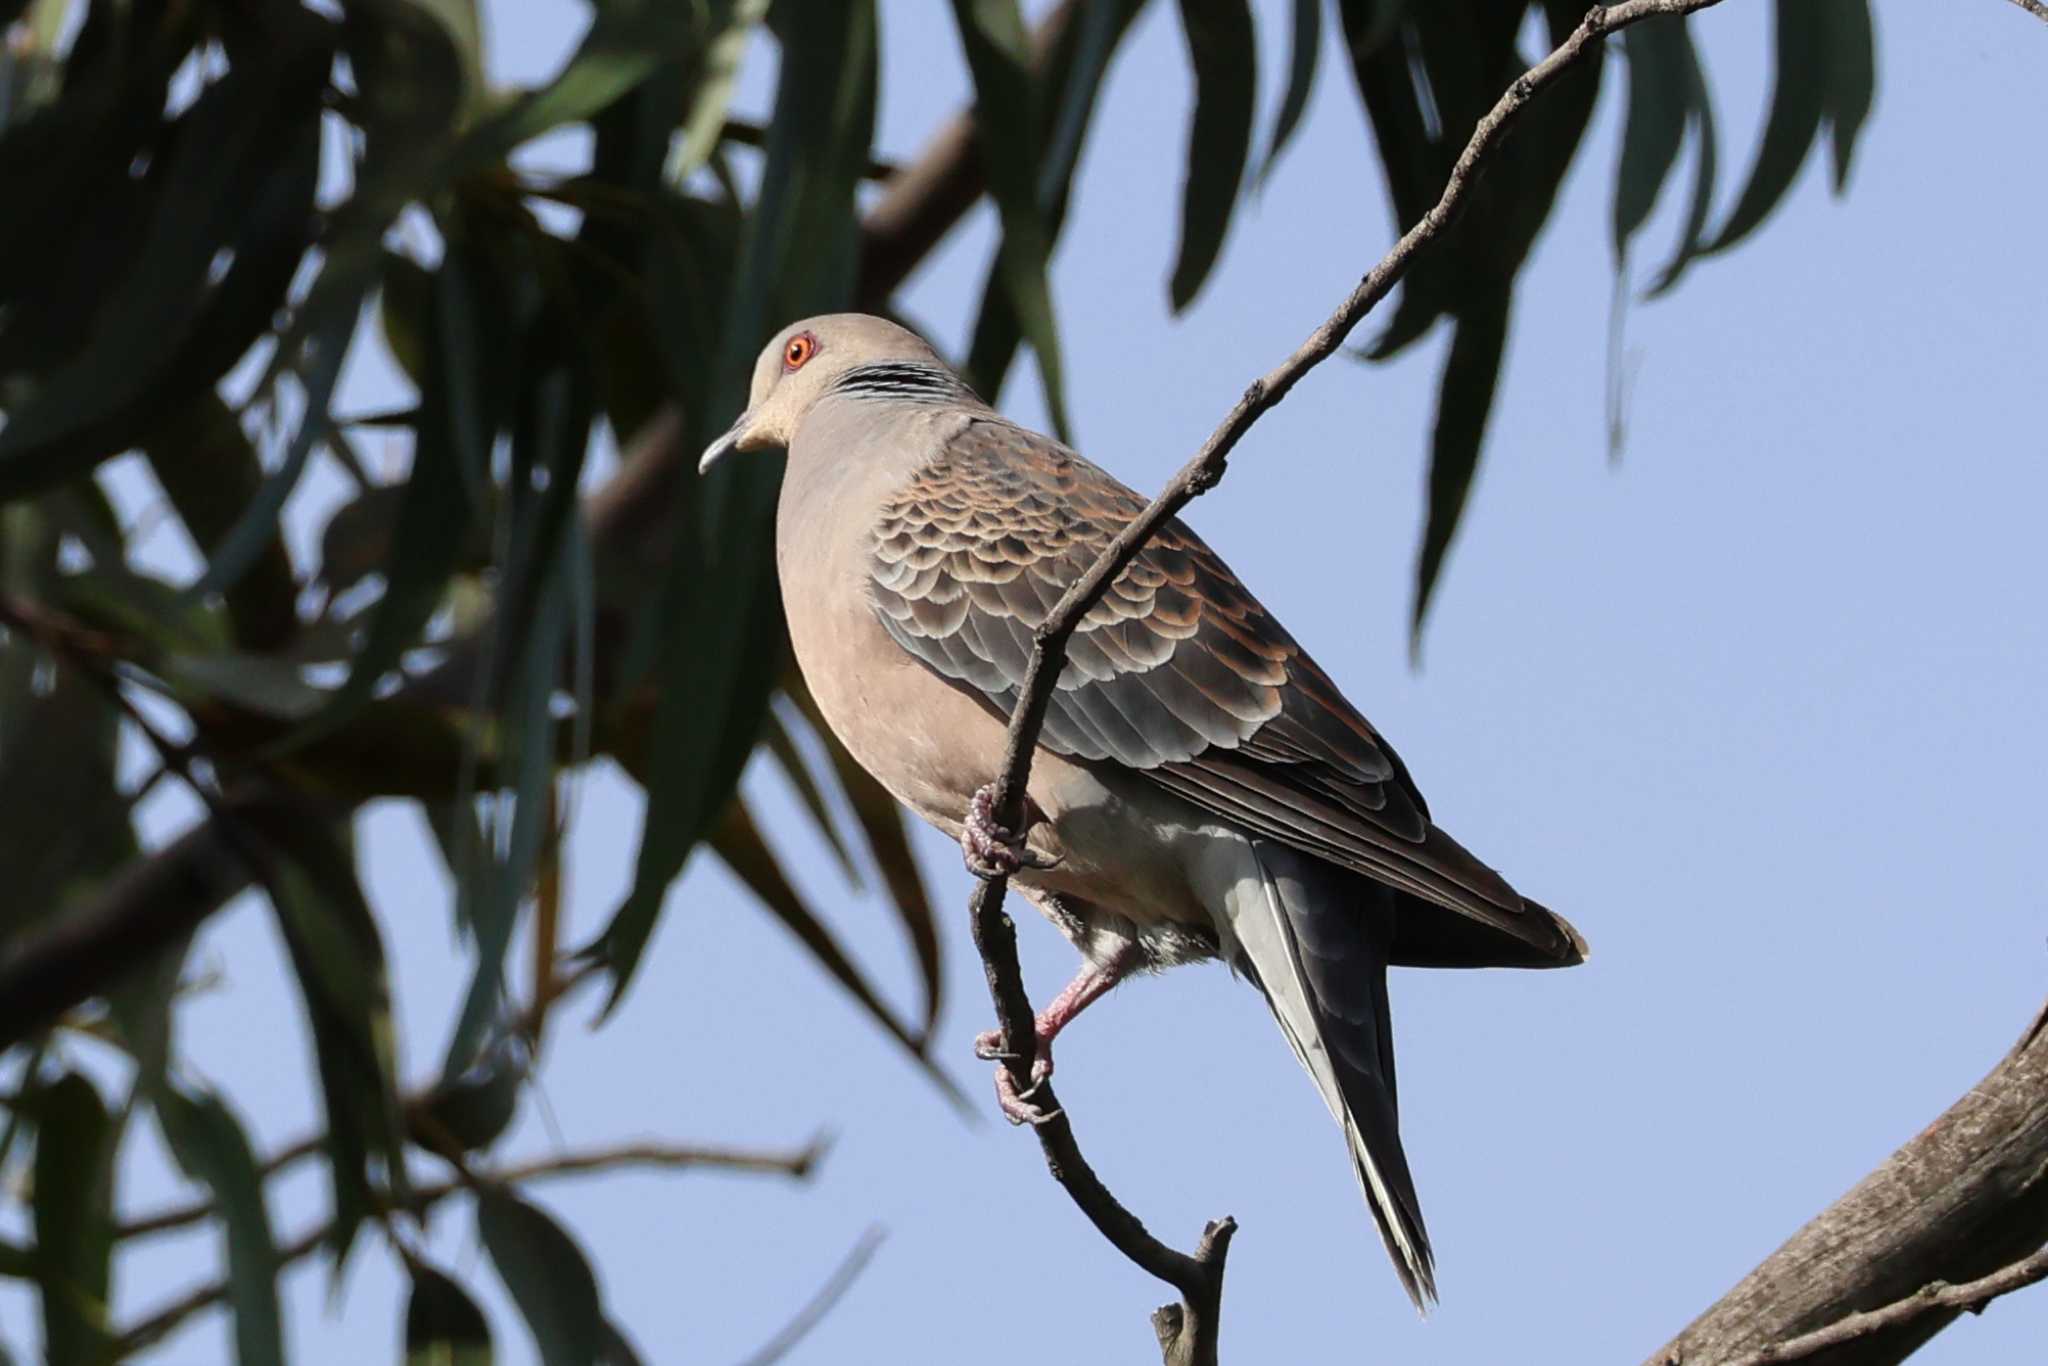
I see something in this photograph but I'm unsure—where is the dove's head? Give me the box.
[698,313,957,472]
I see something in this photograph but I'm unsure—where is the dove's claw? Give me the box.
[963,784,1060,879]
[993,1061,1062,1126]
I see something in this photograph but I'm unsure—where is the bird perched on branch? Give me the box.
[701,313,1585,1307]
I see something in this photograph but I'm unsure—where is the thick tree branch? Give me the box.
[1647,995,2048,1365]
[960,3,1727,1359]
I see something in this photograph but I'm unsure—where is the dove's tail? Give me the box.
[1219,837,1436,1310]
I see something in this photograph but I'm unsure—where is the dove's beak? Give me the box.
[698,411,752,474]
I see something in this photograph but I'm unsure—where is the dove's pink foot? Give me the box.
[974,950,1138,1125]
[962,783,1058,879]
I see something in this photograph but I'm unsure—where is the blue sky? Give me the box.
[8,1,2045,1362]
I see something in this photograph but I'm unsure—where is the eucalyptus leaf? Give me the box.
[405,1263,495,1366]
[1258,0,1321,186]
[949,0,1073,437]
[477,1189,605,1366]
[1167,0,1256,311]
[154,1085,285,1366]
[32,1072,115,1366]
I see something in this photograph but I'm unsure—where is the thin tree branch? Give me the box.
[1720,1245,2048,1366]
[2002,0,2048,24]
[110,1136,824,1353]
[959,3,1727,1359]
[730,1225,888,1366]
[1648,995,2048,1366]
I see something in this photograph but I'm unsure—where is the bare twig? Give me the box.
[110,1136,824,1353]
[730,1225,888,1366]
[1719,1245,2048,1366]
[960,3,1728,1358]
[2003,0,2048,24]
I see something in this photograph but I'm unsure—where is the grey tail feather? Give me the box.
[1230,839,1437,1309]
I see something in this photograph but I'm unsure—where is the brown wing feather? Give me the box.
[868,417,1582,966]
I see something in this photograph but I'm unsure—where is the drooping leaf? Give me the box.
[154,1085,285,1366]
[0,498,137,936]
[1823,0,1875,193]
[1336,3,1451,357]
[761,704,861,888]
[32,1072,115,1366]
[1643,25,1720,299]
[405,1263,494,1366]
[445,550,569,1077]
[145,394,299,651]
[708,798,964,1108]
[1258,0,1321,185]
[668,0,772,182]
[285,247,486,745]
[596,0,875,1013]
[600,1321,647,1366]
[1411,283,1511,655]
[476,1189,604,1366]
[1167,0,1256,311]
[0,23,331,500]
[784,674,941,1043]
[251,812,408,1268]
[962,0,1146,400]
[187,292,363,603]
[1697,0,1828,258]
[1612,16,1693,261]
[948,0,1073,436]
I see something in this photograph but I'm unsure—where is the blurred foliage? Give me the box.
[0,0,1871,1358]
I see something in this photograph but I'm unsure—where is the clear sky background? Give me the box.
[6,1,2044,1362]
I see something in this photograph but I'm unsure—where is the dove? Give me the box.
[700,313,1585,1306]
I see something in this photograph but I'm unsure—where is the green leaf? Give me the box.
[1642,27,1720,299]
[444,547,569,1076]
[476,1189,604,1366]
[1168,0,1256,311]
[0,498,137,933]
[0,27,330,499]
[599,1321,646,1366]
[154,1085,285,1366]
[286,250,485,745]
[1698,0,1827,258]
[32,1072,115,1366]
[785,675,942,1042]
[1258,0,1320,186]
[668,0,772,183]
[405,1264,494,1366]
[596,0,874,1013]
[457,0,717,166]
[962,0,1146,401]
[1411,284,1510,655]
[253,813,408,1268]
[948,0,1073,436]
[1822,0,1875,193]
[1612,17,1692,261]
[708,799,964,1108]
[762,704,861,888]
[145,394,299,651]
[187,292,363,603]
[411,1036,526,1154]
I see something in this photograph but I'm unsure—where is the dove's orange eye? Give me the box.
[783,333,818,371]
